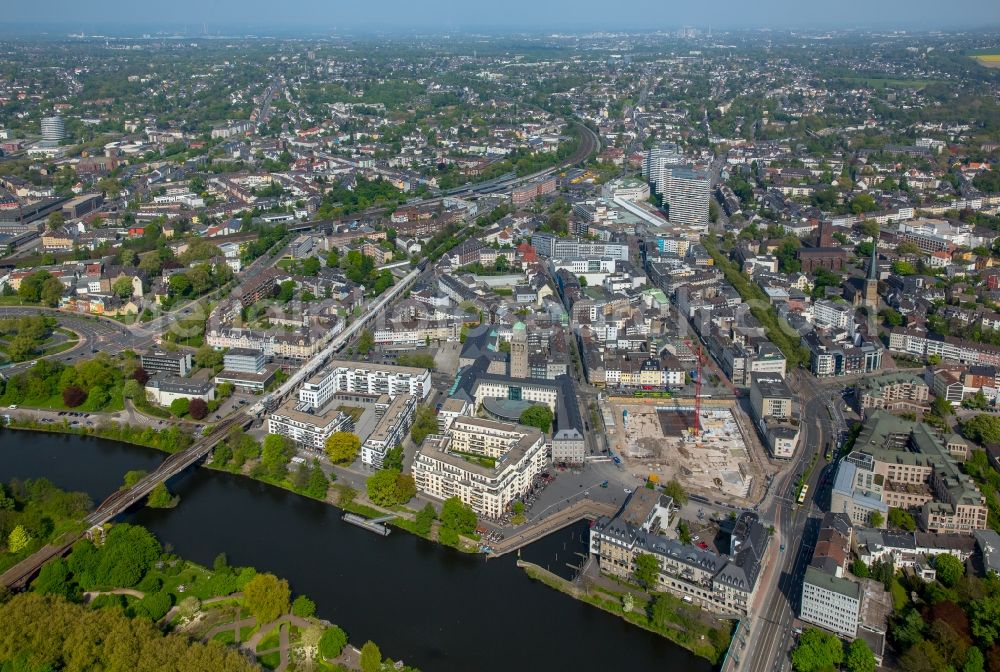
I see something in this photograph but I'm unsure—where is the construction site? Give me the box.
[602,397,771,506]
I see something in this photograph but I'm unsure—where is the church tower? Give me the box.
[864,235,879,309]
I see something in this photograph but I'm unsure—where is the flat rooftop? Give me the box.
[271,397,348,429]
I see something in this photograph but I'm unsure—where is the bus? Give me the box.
[797,484,809,505]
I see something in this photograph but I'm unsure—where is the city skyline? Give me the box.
[6,0,1000,33]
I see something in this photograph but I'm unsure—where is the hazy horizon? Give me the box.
[6,0,1000,34]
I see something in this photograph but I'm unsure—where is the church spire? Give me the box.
[867,233,879,281]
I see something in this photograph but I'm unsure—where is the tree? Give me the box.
[900,639,947,672]
[889,507,917,532]
[965,647,985,672]
[194,345,224,370]
[440,496,477,535]
[395,473,416,504]
[0,592,259,671]
[305,463,329,500]
[136,590,173,621]
[410,404,439,445]
[32,558,77,601]
[122,379,142,400]
[869,511,884,528]
[383,444,404,472]
[290,462,310,491]
[260,434,295,481]
[62,385,87,408]
[932,396,953,418]
[415,503,436,536]
[663,479,688,506]
[147,482,178,508]
[845,639,876,672]
[881,307,904,327]
[929,618,970,670]
[962,414,1000,445]
[359,641,382,672]
[47,211,65,231]
[88,524,161,588]
[890,608,925,650]
[169,397,190,416]
[121,469,148,490]
[243,573,290,625]
[319,625,349,660]
[291,595,316,618]
[187,398,208,420]
[169,273,192,297]
[519,405,553,433]
[970,595,1000,646]
[648,593,675,628]
[860,220,881,240]
[325,432,361,465]
[934,553,964,588]
[40,276,65,307]
[112,277,134,299]
[366,469,400,506]
[851,558,869,578]
[277,279,295,302]
[791,627,844,672]
[634,552,659,589]
[8,524,31,553]
[622,592,634,613]
[357,329,374,355]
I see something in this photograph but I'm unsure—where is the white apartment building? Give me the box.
[800,567,861,638]
[361,393,416,468]
[437,398,472,432]
[813,299,854,330]
[373,319,461,346]
[412,418,547,519]
[472,378,559,413]
[299,360,432,410]
[267,399,352,451]
[662,167,710,230]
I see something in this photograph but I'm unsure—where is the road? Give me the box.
[735,372,847,672]
[0,306,139,375]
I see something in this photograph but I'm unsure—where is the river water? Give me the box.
[0,429,712,672]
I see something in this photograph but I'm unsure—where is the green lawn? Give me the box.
[258,651,281,670]
[212,629,236,645]
[256,627,281,652]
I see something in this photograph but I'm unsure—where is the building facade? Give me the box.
[140,350,193,378]
[412,418,547,519]
[360,393,416,468]
[299,360,432,409]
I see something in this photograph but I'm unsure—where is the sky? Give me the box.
[7,0,1000,33]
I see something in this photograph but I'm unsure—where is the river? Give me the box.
[0,429,712,672]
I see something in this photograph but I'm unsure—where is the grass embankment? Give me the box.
[519,561,733,664]
[4,418,192,453]
[39,328,81,356]
[702,237,811,368]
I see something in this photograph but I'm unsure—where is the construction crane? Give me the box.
[684,339,704,438]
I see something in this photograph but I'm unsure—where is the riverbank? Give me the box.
[2,419,481,553]
[518,558,733,664]
[2,516,419,672]
[4,421,726,664]
[2,432,712,672]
